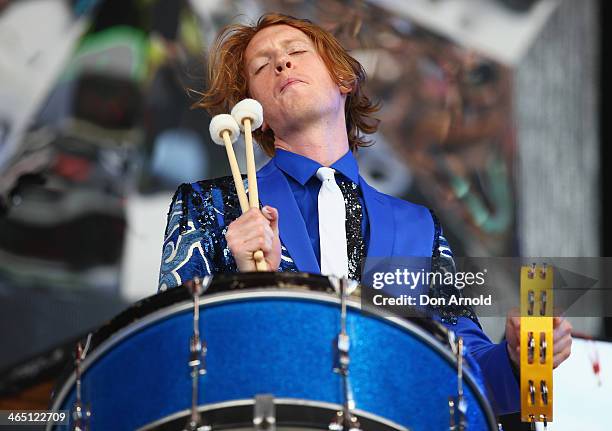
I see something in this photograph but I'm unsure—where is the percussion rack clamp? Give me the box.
[329,277,362,431]
[184,276,212,431]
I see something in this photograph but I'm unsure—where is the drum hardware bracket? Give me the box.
[448,336,468,431]
[253,394,276,431]
[184,276,212,431]
[329,277,362,431]
[71,339,92,431]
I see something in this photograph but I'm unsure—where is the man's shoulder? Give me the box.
[193,175,245,193]
[169,175,245,216]
[171,175,245,199]
[362,179,433,221]
[166,175,244,230]
[387,193,431,215]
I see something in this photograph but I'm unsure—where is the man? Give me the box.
[159,13,572,416]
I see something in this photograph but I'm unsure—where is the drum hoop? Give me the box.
[48,289,497,431]
[135,397,410,431]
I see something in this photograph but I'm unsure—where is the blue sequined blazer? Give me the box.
[157,157,521,415]
[160,158,439,291]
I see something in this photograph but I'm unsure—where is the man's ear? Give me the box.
[339,83,352,95]
[261,119,270,132]
[337,75,353,94]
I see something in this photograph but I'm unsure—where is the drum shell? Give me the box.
[50,286,497,430]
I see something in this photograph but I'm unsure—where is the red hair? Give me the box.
[194,13,379,156]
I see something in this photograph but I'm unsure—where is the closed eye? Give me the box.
[289,50,306,55]
[254,63,268,74]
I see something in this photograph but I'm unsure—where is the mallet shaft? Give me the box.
[222,130,249,213]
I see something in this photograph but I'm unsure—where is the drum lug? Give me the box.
[329,277,362,431]
[183,276,211,431]
[329,410,362,431]
[333,333,350,372]
[183,418,211,431]
[449,337,468,431]
[71,338,92,431]
[253,394,276,431]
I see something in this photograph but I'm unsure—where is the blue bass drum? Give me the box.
[48,272,497,430]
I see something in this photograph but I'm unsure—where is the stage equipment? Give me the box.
[47,272,497,430]
[520,263,553,429]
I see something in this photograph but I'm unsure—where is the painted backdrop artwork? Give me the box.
[212,0,518,256]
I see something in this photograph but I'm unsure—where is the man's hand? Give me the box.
[225,206,281,272]
[505,308,573,369]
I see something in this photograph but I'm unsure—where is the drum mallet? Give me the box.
[209,112,267,271]
[231,98,268,271]
[209,114,249,212]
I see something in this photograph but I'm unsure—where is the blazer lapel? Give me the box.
[257,161,320,273]
[359,176,395,259]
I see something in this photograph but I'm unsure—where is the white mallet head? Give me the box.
[231,98,264,131]
[209,114,240,146]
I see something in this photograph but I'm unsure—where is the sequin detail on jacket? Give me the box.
[428,210,479,326]
[158,177,298,291]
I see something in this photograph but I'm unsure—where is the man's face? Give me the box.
[244,25,348,138]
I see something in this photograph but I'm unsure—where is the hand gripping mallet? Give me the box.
[231,99,268,271]
[209,112,268,271]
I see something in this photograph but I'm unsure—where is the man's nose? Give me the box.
[275,56,292,73]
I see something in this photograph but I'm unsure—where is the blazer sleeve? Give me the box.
[158,183,217,292]
[430,224,520,416]
[445,316,521,416]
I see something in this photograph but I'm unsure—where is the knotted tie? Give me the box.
[316,167,348,278]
